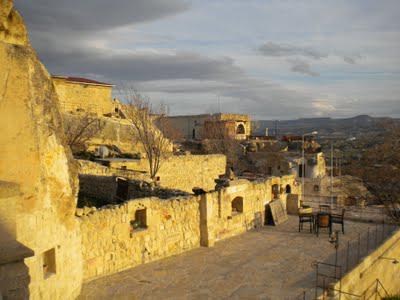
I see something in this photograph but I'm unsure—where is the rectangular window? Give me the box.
[42,248,56,279]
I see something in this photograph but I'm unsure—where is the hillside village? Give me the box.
[0,1,399,299]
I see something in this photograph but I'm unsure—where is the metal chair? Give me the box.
[319,204,331,213]
[331,208,345,234]
[299,212,314,233]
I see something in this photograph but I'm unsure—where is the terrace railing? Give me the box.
[293,222,397,300]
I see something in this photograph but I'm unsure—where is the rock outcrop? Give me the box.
[0,1,82,299]
[0,0,28,45]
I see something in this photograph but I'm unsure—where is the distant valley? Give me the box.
[252,115,399,138]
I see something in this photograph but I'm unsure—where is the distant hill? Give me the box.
[253,115,397,138]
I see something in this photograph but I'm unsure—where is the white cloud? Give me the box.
[14,0,400,119]
[312,100,336,116]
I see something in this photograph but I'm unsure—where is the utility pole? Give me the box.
[302,131,318,205]
[302,134,305,204]
[331,142,334,207]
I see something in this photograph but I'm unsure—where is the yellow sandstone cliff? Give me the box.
[0,1,82,299]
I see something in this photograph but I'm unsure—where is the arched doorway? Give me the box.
[285,184,291,194]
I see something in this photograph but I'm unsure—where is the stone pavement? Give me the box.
[78,216,374,300]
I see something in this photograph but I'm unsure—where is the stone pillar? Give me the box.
[200,194,215,247]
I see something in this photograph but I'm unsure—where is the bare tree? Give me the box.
[64,113,105,154]
[344,120,400,223]
[121,88,171,180]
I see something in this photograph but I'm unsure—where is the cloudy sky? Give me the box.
[14,0,400,119]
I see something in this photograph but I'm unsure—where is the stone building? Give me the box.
[247,145,326,178]
[289,152,327,179]
[166,113,251,140]
[52,75,122,117]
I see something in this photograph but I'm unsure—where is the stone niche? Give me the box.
[0,1,83,299]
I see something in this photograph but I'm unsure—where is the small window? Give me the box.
[314,185,320,192]
[285,184,291,194]
[130,209,147,231]
[42,248,56,279]
[236,124,245,134]
[231,197,244,215]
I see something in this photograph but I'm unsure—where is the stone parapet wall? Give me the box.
[77,159,149,181]
[79,175,300,281]
[212,180,266,241]
[206,176,300,242]
[78,159,111,176]
[79,196,201,280]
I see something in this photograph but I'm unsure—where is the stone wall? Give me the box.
[78,159,113,176]
[158,154,226,193]
[79,175,300,281]
[206,180,267,242]
[79,196,201,280]
[103,154,227,193]
[78,159,149,181]
[203,176,300,243]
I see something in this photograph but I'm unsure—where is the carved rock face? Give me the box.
[0,0,28,45]
[0,0,83,298]
[0,2,78,228]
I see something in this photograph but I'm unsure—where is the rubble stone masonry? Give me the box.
[78,175,300,281]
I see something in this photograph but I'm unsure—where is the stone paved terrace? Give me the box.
[78,216,393,300]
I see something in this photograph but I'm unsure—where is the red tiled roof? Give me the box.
[53,75,113,86]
